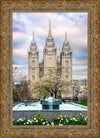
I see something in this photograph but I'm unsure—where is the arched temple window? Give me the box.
[49,57,52,67]
[32,75,35,80]
[32,60,35,66]
[66,61,69,67]
[32,68,35,73]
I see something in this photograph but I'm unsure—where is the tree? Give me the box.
[30,67,72,99]
[14,76,32,102]
[13,89,19,102]
[13,66,33,102]
[19,76,32,101]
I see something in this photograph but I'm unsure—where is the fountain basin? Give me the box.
[13,102,87,122]
[40,97,62,110]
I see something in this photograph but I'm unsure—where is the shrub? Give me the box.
[13,114,48,125]
[13,114,87,125]
[71,114,87,125]
[52,114,87,125]
[32,114,48,125]
[13,118,27,125]
[53,115,70,125]
[33,114,46,121]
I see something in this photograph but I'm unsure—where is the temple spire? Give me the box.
[65,32,67,43]
[32,32,36,43]
[48,19,52,38]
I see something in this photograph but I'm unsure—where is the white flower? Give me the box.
[28,120,30,122]
[42,122,45,125]
[36,120,38,122]
[58,117,60,119]
[66,119,69,122]
[73,118,77,121]
[61,118,63,120]
[47,124,49,126]
[51,122,54,126]
[34,118,36,120]
[60,115,62,117]
[59,124,63,126]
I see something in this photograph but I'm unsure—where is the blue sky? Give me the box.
[13,12,87,81]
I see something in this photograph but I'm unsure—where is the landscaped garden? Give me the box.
[13,67,87,125]
[13,113,87,126]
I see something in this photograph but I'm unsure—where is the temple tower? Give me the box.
[28,33,39,81]
[60,33,72,81]
[43,20,57,75]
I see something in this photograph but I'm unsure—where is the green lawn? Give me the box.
[75,102,87,106]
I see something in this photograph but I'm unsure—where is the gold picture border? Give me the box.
[0,0,99,137]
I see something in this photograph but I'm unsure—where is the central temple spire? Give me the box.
[48,19,52,38]
[65,32,67,43]
[32,32,36,43]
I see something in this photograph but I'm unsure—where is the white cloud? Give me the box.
[73,65,87,71]
[73,59,87,64]
[13,13,87,47]
[73,75,87,80]
[72,65,87,80]
[13,32,26,42]
[13,64,25,68]
[13,38,32,59]
[13,48,28,59]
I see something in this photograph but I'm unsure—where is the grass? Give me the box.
[75,102,87,106]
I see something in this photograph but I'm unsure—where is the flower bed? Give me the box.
[13,113,87,125]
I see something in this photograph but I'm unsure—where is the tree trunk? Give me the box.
[51,93,53,97]
[55,92,57,99]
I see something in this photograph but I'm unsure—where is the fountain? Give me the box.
[13,98,87,121]
[40,97,62,110]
